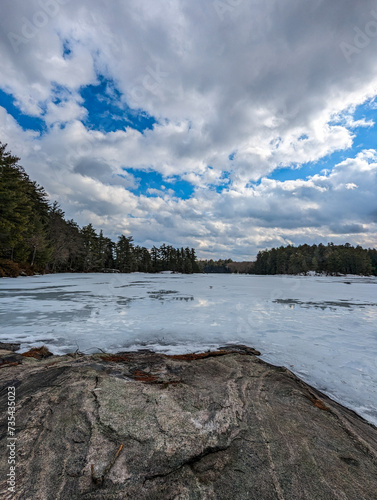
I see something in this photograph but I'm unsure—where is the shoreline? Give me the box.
[1,334,377,429]
[1,270,377,279]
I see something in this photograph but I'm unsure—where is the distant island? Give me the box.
[1,141,376,277]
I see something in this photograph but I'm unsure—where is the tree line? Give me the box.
[198,259,233,273]
[0,142,200,277]
[1,142,376,277]
[251,243,377,276]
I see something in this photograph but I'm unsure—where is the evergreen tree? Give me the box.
[115,236,136,272]
[0,142,50,267]
[251,243,376,276]
[80,224,99,271]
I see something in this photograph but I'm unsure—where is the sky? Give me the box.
[0,0,377,260]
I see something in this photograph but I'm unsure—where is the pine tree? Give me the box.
[115,236,136,272]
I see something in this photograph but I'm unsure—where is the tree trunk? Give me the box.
[31,245,37,266]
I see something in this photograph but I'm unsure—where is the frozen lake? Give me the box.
[1,272,377,426]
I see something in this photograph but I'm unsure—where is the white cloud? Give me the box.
[0,0,377,258]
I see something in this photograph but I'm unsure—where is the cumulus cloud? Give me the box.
[0,0,377,258]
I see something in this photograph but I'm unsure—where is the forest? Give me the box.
[0,142,200,277]
[1,141,376,277]
[251,243,377,276]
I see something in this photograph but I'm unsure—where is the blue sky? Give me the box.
[2,77,375,187]
[123,168,195,199]
[1,0,377,259]
[80,76,157,134]
[0,88,46,133]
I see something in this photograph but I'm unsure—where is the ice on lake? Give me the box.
[1,272,377,426]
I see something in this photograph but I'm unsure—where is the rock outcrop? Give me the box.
[0,345,376,499]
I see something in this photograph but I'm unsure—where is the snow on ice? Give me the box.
[1,273,376,426]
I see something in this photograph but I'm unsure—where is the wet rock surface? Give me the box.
[0,345,376,499]
[0,342,21,352]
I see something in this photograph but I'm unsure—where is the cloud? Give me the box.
[0,0,377,258]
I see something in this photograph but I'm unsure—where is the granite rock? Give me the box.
[0,346,376,499]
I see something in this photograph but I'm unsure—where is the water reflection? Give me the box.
[147,289,194,301]
[273,298,377,310]
[0,290,88,301]
[0,306,93,325]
